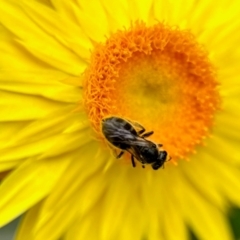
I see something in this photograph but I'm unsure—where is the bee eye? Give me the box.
[152,162,162,170]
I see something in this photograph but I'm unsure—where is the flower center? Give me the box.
[83,22,220,162]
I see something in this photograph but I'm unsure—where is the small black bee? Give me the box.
[101,116,168,170]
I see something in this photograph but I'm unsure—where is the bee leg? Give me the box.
[109,145,123,158]
[142,165,145,168]
[138,129,146,135]
[158,144,163,147]
[141,131,154,138]
[131,155,136,168]
[116,151,124,159]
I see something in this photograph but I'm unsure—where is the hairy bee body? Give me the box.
[102,116,168,170]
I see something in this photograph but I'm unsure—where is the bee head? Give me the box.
[151,150,168,170]
[158,150,167,161]
[151,161,162,170]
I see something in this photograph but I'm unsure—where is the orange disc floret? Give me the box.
[83,22,220,161]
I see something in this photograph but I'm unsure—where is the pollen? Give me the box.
[83,22,220,161]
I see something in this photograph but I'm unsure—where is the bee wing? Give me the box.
[111,136,150,147]
[110,137,148,162]
[126,145,145,163]
[126,137,156,147]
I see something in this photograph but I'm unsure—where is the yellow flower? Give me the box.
[0,0,240,240]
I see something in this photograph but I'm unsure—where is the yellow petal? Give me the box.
[187,0,240,38]
[33,143,106,239]
[20,0,92,60]
[0,90,71,121]
[105,204,145,240]
[129,0,154,23]
[65,210,100,240]
[0,115,91,162]
[15,201,43,240]
[0,121,30,145]
[214,120,240,149]
[181,153,225,208]
[51,0,109,42]
[100,170,136,239]
[39,127,92,159]
[100,0,130,32]
[66,202,145,240]
[162,196,188,240]
[74,0,110,42]
[177,168,233,240]
[0,0,86,75]
[207,18,240,55]
[36,0,52,7]
[203,149,240,205]
[34,197,79,240]
[0,161,19,172]
[50,0,83,25]
[0,31,50,71]
[40,142,104,214]
[0,158,69,227]
[17,39,86,76]
[153,0,196,28]
[0,70,82,102]
[0,107,86,146]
